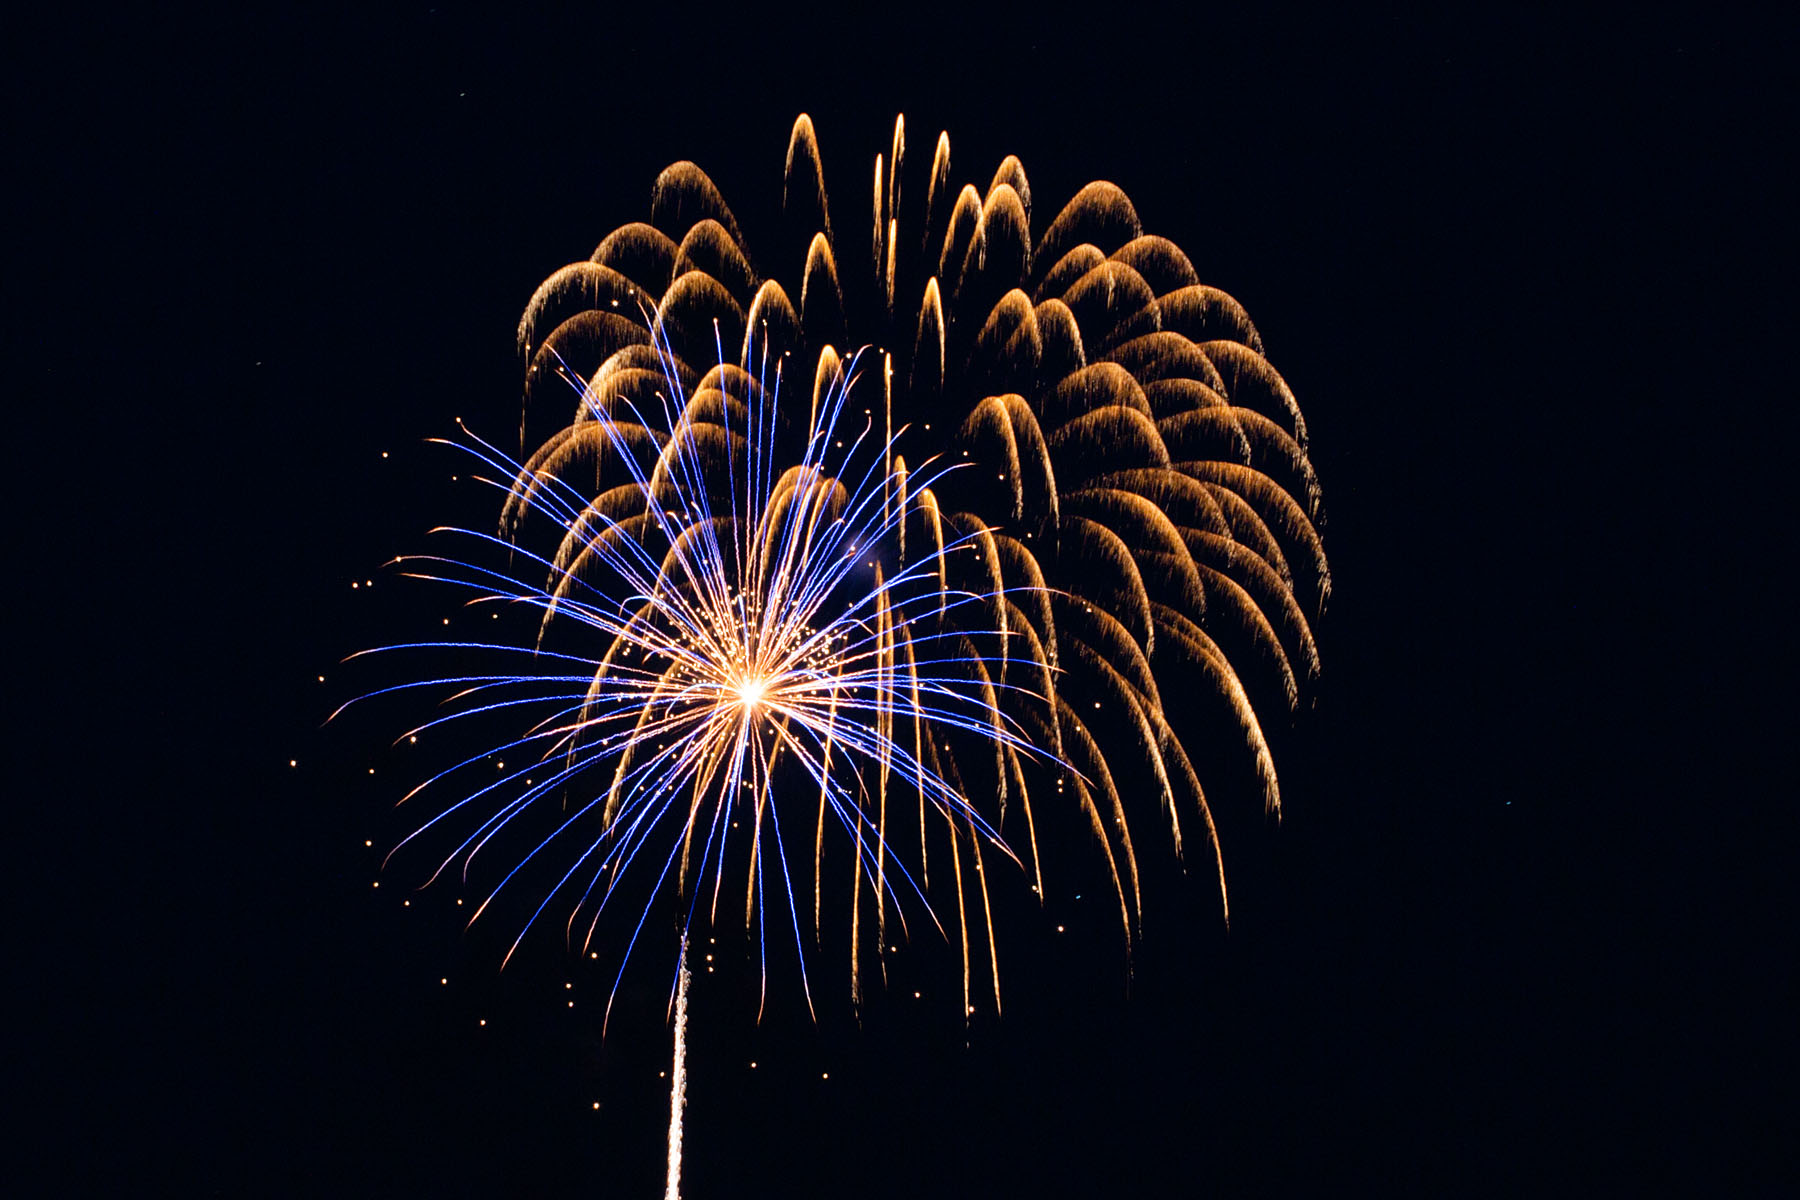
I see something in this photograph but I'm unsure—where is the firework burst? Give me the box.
[353,328,1042,1022]
[350,112,1328,1198]
[510,114,1329,958]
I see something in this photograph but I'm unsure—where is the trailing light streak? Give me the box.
[665,933,690,1200]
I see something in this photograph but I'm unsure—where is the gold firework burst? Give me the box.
[511,113,1328,988]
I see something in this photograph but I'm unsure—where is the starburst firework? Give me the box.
[356,327,1043,1020]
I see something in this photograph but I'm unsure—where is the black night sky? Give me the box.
[26,7,1790,1196]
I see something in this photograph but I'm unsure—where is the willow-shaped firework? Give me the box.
[497,115,1328,1010]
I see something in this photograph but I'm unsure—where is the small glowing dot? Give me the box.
[913,991,921,999]
[317,675,325,683]
[351,582,358,589]
[440,978,447,985]
[565,982,573,989]
[750,1061,757,1069]
[402,900,410,907]
[496,761,504,769]
[289,759,297,768]
[660,1071,666,1078]
[364,840,372,847]
[365,580,372,587]
[381,451,388,458]
[368,768,375,775]
[822,1073,829,1080]
[479,1019,486,1026]
[591,952,598,959]
[593,1101,601,1109]
[456,899,463,906]
[409,736,417,744]
[1057,925,1065,933]
[568,1001,574,1008]
[372,881,379,888]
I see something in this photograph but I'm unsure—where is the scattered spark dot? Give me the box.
[289,759,297,768]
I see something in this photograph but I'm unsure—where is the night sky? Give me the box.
[27,7,1789,1196]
